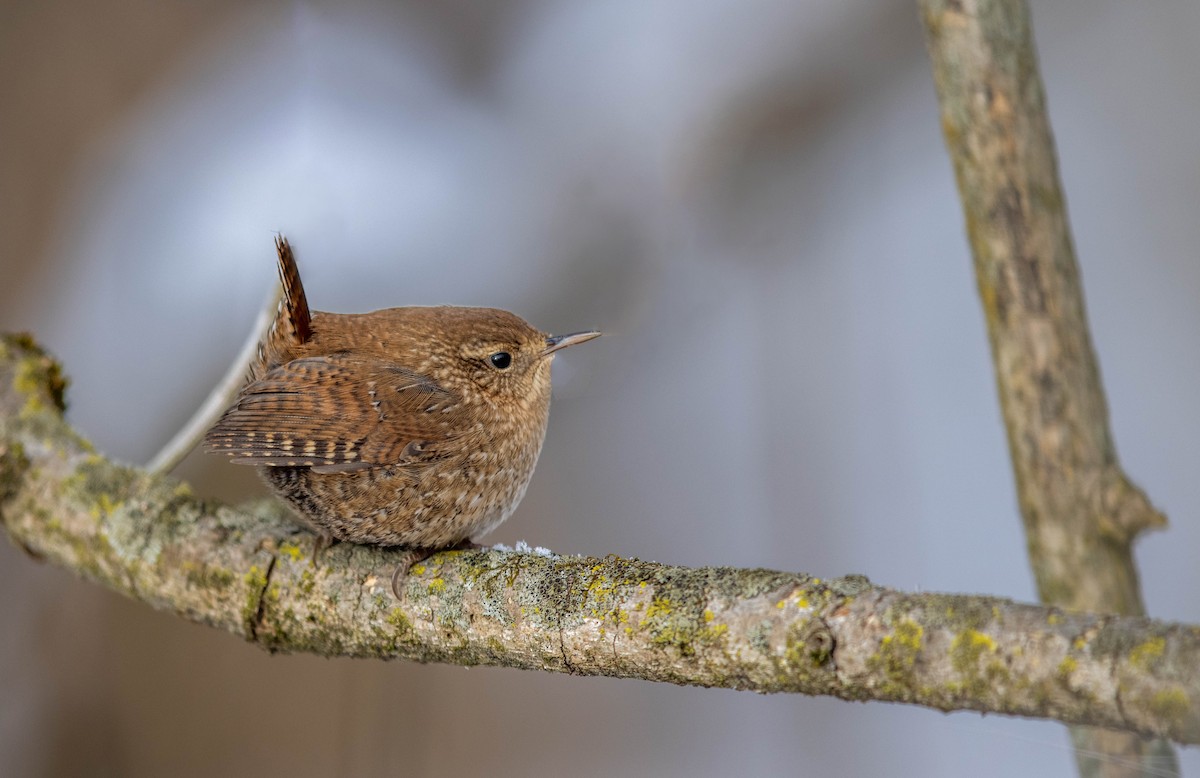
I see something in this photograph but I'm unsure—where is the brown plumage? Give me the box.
[205,236,598,558]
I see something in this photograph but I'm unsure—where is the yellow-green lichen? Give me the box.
[783,634,808,670]
[0,440,30,504]
[632,592,730,658]
[641,597,672,622]
[241,564,269,635]
[182,560,236,590]
[870,618,924,689]
[705,623,728,639]
[776,592,812,610]
[298,568,317,595]
[278,541,304,562]
[386,608,411,630]
[385,608,418,650]
[585,573,618,615]
[243,565,267,588]
[88,492,121,520]
[950,629,1006,697]
[63,456,139,531]
[780,621,834,680]
[1147,688,1189,723]
[12,350,68,419]
[951,629,997,670]
[700,613,728,642]
[1056,656,1077,679]
[932,597,995,632]
[1129,637,1165,670]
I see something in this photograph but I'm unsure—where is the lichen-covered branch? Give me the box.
[918,0,1175,772]
[2,335,1198,746]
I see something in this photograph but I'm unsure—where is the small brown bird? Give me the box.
[205,237,598,591]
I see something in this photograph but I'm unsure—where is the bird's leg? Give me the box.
[389,539,485,600]
[311,531,338,564]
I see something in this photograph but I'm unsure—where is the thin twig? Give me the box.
[146,282,283,474]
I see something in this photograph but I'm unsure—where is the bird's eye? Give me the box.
[489,352,512,370]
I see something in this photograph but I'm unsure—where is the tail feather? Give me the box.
[275,235,312,344]
[250,235,313,381]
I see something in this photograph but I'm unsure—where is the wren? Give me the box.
[204,237,598,589]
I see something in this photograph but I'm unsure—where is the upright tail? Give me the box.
[274,234,312,345]
[250,235,313,380]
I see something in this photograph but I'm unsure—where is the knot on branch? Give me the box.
[1094,466,1167,543]
[0,333,69,419]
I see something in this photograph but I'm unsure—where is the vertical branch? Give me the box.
[917,1,1176,775]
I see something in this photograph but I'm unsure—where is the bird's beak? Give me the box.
[542,330,601,357]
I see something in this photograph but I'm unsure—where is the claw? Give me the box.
[390,548,436,600]
[311,532,337,565]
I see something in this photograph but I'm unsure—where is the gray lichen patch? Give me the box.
[921,593,1006,633]
[828,573,872,597]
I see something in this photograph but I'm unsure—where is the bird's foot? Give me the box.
[311,532,338,564]
[390,548,436,600]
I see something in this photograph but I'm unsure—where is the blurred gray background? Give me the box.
[1,0,1197,775]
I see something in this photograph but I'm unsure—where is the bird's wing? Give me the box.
[204,354,466,471]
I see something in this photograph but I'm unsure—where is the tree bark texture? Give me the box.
[918,0,1175,773]
[2,334,1198,747]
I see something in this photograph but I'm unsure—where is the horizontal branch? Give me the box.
[2,333,1198,745]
